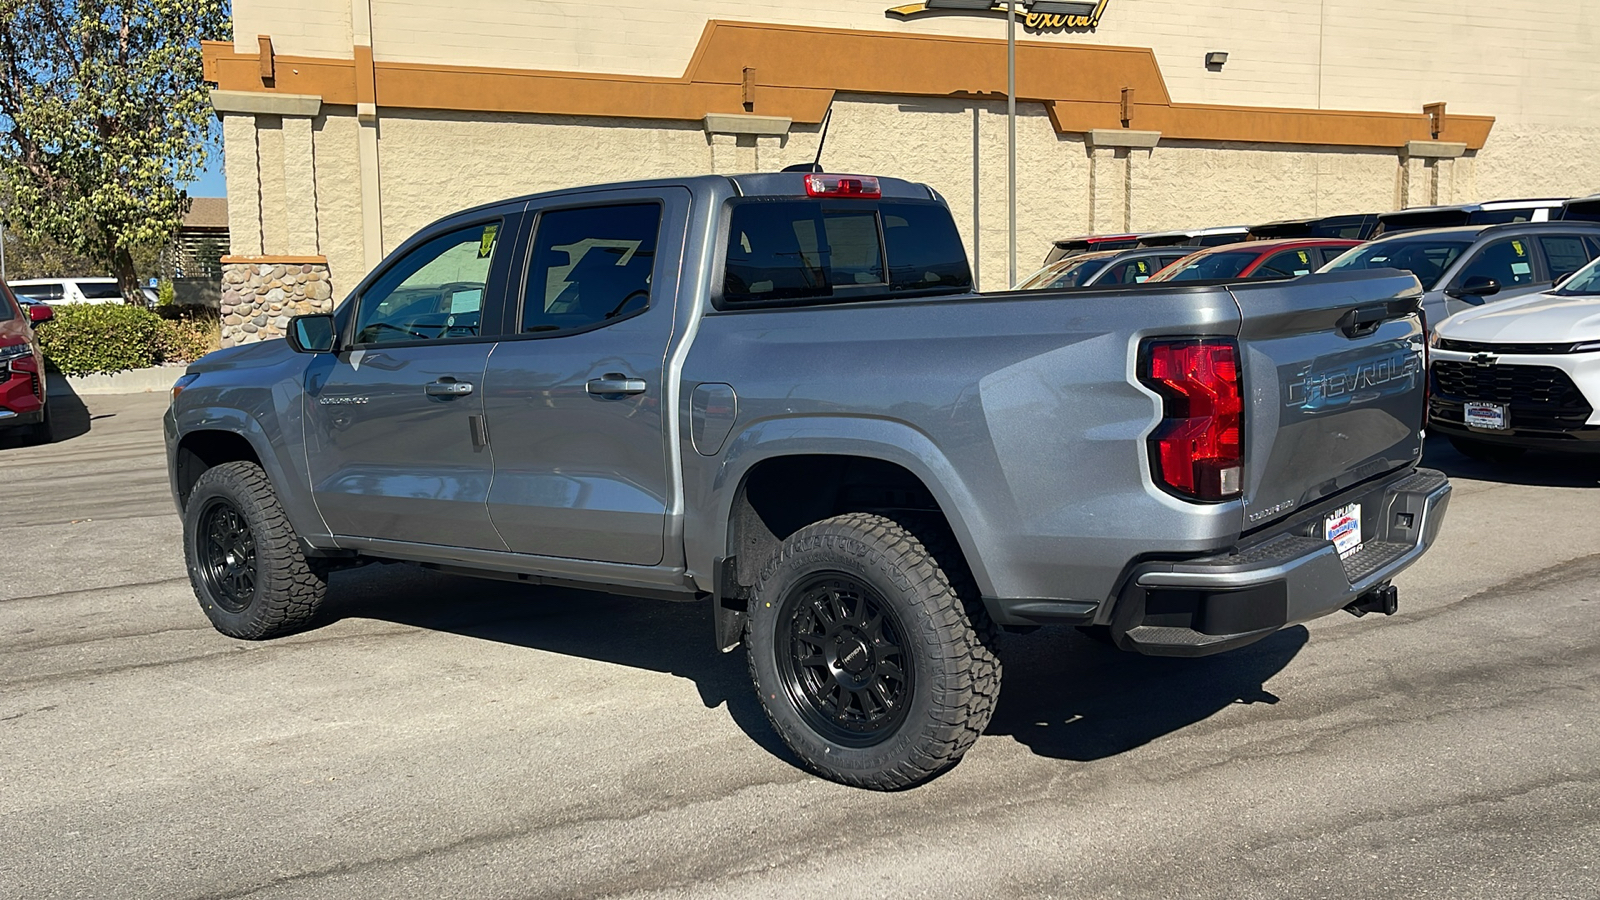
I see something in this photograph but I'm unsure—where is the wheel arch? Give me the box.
[706,419,996,602]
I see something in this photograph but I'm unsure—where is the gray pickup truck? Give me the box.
[166,172,1451,789]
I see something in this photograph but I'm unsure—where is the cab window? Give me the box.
[1454,238,1538,291]
[353,222,501,345]
[521,204,661,334]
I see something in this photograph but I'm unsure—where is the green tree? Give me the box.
[0,0,230,302]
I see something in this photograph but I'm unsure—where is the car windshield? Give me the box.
[1154,250,1257,282]
[1019,256,1110,289]
[1554,257,1600,295]
[1322,238,1473,289]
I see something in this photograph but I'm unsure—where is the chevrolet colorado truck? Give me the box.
[166,172,1451,789]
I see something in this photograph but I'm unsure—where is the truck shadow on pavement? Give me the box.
[318,562,1310,769]
[317,563,797,761]
[984,625,1307,761]
[0,378,92,448]
[1422,440,1599,488]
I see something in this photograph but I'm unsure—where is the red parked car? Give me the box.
[1,283,55,443]
[1147,238,1362,282]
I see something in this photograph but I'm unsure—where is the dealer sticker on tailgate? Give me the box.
[1325,503,1363,559]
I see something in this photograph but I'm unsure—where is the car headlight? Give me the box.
[1573,340,1600,354]
[170,373,201,404]
[0,342,30,362]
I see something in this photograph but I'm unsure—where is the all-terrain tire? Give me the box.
[746,512,1001,790]
[183,461,327,640]
[1448,435,1526,464]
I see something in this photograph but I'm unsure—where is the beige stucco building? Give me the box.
[207,0,1600,344]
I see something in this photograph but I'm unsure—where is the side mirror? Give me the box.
[287,314,337,353]
[1446,275,1501,299]
[27,303,53,325]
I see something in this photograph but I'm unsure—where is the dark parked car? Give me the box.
[1249,213,1380,241]
[1016,247,1198,290]
[1373,199,1566,237]
[0,284,55,443]
[1320,222,1600,326]
[1147,239,1361,283]
[1041,233,1142,265]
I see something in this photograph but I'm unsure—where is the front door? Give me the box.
[482,191,689,565]
[306,214,519,550]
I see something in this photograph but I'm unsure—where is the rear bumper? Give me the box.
[1108,467,1451,657]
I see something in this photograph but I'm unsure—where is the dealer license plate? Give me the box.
[1324,503,1363,559]
[1463,401,1508,430]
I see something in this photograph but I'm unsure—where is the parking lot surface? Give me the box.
[2,391,1598,899]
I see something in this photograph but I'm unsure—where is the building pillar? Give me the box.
[1399,140,1467,208]
[219,112,263,257]
[703,114,792,174]
[1086,129,1160,233]
[281,115,320,258]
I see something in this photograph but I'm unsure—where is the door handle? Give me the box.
[586,374,648,395]
[425,380,475,397]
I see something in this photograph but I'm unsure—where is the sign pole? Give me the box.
[1007,0,1017,288]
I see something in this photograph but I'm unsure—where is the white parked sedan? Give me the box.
[1428,257,1600,462]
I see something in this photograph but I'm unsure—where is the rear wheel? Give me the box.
[183,461,327,640]
[746,513,1000,790]
[1448,435,1526,464]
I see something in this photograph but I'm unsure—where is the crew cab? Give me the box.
[165,173,1451,789]
[0,284,54,443]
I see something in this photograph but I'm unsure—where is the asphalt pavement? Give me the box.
[2,389,1598,899]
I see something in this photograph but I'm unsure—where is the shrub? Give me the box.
[36,303,220,376]
[37,303,166,376]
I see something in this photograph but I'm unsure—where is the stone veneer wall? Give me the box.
[219,259,335,347]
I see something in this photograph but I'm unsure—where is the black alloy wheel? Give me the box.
[776,572,914,747]
[196,498,258,612]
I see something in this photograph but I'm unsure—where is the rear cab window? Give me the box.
[720,199,970,307]
[75,281,123,300]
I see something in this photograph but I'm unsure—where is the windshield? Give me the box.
[1019,256,1109,289]
[1555,256,1600,295]
[1152,250,1257,282]
[1322,238,1473,289]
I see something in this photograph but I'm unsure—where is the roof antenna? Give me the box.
[783,107,832,174]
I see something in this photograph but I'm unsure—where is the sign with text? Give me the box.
[888,1,1111,31]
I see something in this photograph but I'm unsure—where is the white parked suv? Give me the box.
[1428,256,1600,462]
[7,277,155,305]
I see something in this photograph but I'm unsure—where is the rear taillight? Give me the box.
[805,174,881,199]
[1140,338,1243,502]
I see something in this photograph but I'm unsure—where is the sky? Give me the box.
[184,145,227,198]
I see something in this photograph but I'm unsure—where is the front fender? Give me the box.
[688,415,999,599]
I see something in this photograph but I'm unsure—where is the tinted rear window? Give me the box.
[76,281,123,300]
[723,199,970,305]
[12,284,62,302]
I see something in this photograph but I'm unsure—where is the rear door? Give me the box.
[1442,237,1544,315]
[305,211,522,549]
[480,189,690,565]
[1229,271,1427,529]
[1536,233,1598,284]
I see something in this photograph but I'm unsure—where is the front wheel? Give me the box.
[746,513,1001,790]
[1449,435,1526,464]
[183,461,327,640]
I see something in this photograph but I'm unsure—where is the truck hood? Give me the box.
[186,336,300,374]
[1437,290,1600,344]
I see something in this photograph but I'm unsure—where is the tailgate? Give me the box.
[1230,270,1427,530]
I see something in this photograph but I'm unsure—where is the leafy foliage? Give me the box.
[0,1,231,300]
[37,302,216,375]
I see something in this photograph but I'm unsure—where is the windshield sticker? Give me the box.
[479,225,500,259]
[1371,256,1389,264]
[1297,251,1310,264]
[1511,261,1532,276]
[1512,240,1526,256]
